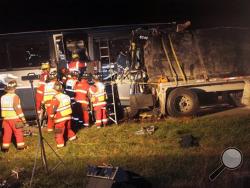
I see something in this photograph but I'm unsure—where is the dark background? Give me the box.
[0,0,249,33]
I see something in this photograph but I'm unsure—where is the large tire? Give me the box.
[167,88,199,117]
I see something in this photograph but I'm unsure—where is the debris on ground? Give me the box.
[0,167,25,188]
[135,125,157,135]
[23,130,37,137]
[179,134,199,148]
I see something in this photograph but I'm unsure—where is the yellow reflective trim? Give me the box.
[17,142,25,146]
[57,144,64,148]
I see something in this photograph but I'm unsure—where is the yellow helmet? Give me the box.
[72,53,79,59]
[41,62,50,70]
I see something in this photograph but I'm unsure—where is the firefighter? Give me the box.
[65,71,79,124]
[75,74,90,127]
[1,80,28,151]
[89,75,108,128]
[67,53,86,74]
[43,70,57,132]
[49,81,76,148]
[36,62,50,115]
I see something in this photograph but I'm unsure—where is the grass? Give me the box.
[1,112,250,187]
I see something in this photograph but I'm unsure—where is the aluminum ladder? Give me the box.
[98,40,118,124]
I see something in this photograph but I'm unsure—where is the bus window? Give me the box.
[0,40,9,69]
[8,37,50,69]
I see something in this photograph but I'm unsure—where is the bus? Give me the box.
[1,23,250,120]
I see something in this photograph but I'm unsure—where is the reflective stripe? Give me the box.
[102,119,108,122]
[69,135,76,141]
[17,105,21,108]
[43,82,56,101]
[54,116,71,123]
[4,116,19,120]
[93,102,107,107]
[47,128,54,132]
[54,93,72,117]
[75,89,87,94]
[96,120,102,123]
[57,105,71,112]
[17,142,25,147]
[77,100,89,104]
[2,143,10,147]
[65,89,75,92]
[1,107,14,111]
[95,93,106,97]
[37,90,43,94]
[57,144,64,148]
[44,92,56,95]
[84,123,89,126]
[18,113,24,118]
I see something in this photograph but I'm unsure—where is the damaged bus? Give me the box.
[0,23,250,120]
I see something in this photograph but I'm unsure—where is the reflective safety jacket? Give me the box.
[50,93,72,123]
[67,60,86,73]
[43,80,56,102]
[65,78,78,100]
[75,79,90,105]
[1,93,25,120]
[36,72,49,95]
[89,81,107,107]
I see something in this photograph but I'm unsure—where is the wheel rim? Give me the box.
[175,95,193,113]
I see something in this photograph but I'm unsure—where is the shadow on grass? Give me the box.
[0,153,249,188]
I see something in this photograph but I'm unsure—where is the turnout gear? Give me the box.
[49,89,76,148]
[65,74,78,101]
[43,74,57,132]
[1,81,26,150]
[67,54,86,73]
[89,80,108,127]
[36,69,50,114]
[65,74,79,123]
[75,77,90,127]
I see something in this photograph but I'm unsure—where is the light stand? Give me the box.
[21,73,65,187]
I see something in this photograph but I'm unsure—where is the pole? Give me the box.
[29,78,49,173]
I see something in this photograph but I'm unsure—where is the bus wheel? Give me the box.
[167,88,199,117]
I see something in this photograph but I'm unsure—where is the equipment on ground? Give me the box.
[21,73,65,187]
[86,165,151,188]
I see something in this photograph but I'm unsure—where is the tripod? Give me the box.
[21,73,65,187]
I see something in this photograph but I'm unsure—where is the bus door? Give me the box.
[53,34,66,62]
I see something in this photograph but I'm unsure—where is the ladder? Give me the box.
[99,40,111,66]
[98,39,118,124]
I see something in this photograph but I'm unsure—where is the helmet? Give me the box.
[41,62,50,70]
[81,73,89,80]
[54,81,63,92]
[93,73,101,80]
[71,71,79,78]
[49,71,57,80]
[5,80,17,91]
[72,53,79,59]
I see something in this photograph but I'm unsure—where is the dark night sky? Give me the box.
[0,0,249,34]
